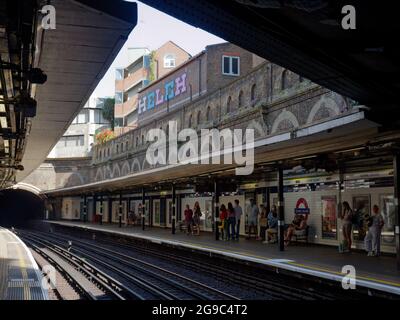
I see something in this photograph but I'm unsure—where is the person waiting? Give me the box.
[219,204,228,240]
[234,199,243,241]
[193,201,202,236]
[264,205,278,244]
[184,204,193,235]
[259,206,268,241]
[246,199,259,239]
[340,201,353,252]
[365,205,384,256]
[227,202,236,241]
[284,214,307,246]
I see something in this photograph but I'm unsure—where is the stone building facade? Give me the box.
[91,57,353,184]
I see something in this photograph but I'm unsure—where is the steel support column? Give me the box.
[214,180,220,241]
[172,184,176,235]
[92,194,97,224]
[142,187,145,231]
[393,154,400,270]
[99,195,103,225]
[83,195,87,223]
[118,193,122,228]
[277,166,285,251]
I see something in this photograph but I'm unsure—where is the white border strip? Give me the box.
[8,229,48,300]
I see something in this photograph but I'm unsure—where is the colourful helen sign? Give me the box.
[138,73,187,115]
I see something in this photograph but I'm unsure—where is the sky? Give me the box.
[92,1,225,97]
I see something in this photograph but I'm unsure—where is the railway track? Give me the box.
[18,231,146,300]
[18,230,240,300]
[26,228,360,300]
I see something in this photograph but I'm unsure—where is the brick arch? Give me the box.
[121,161,131,176]
[131,158,141,173]
[246,120,266,139]
[307,96,341,124]
[95,167,104,182]
[104,165,112,179]
[63,172,85,188]
[271,110,299,134]
[142,157,151,171]
[111,163,121,178]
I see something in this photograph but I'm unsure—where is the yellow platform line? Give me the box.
[14,237,31,300]
[287,261,400,287]
[167,238,400,288]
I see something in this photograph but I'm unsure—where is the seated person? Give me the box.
[284,214,307,246]
[265,205,278,243]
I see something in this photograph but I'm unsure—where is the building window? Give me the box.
[62,135,84,147]
[142,134,145,145]
[226,96,232,113]
[222,55,240,76]
[136,137,139,147]
[115,91,123,104]
[114,117,123,128]
[238,91,243,108]
[206,105,211,121]
[115,68,124,80]
[188,114,193,127]
[197,111,201,125]
[164,54,176,68]
[116,144,119,154]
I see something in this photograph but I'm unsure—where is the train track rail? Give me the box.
[29,229,355,300]
[19,230,240,300]
[18,231,145,300]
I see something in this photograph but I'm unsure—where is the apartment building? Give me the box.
[114,42,191,135]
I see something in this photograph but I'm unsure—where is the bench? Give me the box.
[292,225,310,243]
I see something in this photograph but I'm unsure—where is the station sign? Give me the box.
[294,198,310,215]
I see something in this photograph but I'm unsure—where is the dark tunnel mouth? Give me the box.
[0,189,45,228]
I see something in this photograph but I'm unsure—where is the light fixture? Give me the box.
[0,116,7,128]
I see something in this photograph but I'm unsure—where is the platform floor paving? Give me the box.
[0,227,47,300]
[45,220,400,296]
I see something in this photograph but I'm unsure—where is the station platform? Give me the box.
[44,220,400,296]
[0,227,47,300]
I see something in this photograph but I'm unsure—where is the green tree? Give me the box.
[102,98,115,130]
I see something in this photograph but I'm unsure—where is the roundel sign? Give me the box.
[294,198,310,215]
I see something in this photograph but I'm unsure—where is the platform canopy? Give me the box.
[14,0,137,182]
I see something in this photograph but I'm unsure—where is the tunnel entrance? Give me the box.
[0,189,45,227]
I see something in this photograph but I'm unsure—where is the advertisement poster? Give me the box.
[204,200,213,231]
[380,194,395,244]
[352,195,370,241]
[321,196,337,239]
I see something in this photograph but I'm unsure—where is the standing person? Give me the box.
[138,203,144,228]
[234,199,243,240]
[259,206,268,241]
[340,201,353,252]
[219,204,228,240]
[184,204,193,235]
[246,199,259,239]
[365,205,385,256]
[193,201,202,236]
[227,202,236,240]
